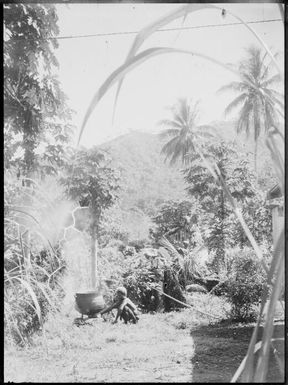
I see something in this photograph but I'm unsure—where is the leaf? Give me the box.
[36,282,58,312]
[14,277,42,323]
[112,3,219,123]
[112,3,282,122]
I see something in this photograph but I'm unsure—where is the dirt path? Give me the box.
[5,312,194,383]
[191,322,284,383]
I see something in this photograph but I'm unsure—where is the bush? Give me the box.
[4,243,66,346]
[4,178,68,345]
[223,248,266,322]
[128,239,148,252]
[123,256,163,312]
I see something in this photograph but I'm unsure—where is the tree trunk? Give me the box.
[163,267,186,312]
[219,189,225,273]
[90,231,98,289]
[254,139,258,174]
[90,207,100,290]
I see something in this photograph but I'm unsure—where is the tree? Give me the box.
[4,4,74,180]
[61,148,120,289]
[218,46,284,172]
[158,98,213,165]
[184,141,258,272]
[74,4,284,380]
[150,199,199,247]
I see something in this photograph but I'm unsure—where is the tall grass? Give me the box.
[78,3,284,382]
[4,176,67,345]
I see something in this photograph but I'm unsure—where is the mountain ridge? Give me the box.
[100,120,279,212]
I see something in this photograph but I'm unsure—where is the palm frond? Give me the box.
[267,89,284,99]
[112,3,220,123]
[160,136,181,160]
[236,102,253,136]
[78,46,242,145]
[158,236,182,260]
[260,51,280,81]
[159,128,181,139]
[224,93,247,117]
[157,119,183,130]
[217,81,247,94]
[241,72,256,87]
[261,73,281,87]
[262,89,284,110]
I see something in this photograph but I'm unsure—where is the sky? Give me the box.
[54,3,284,147]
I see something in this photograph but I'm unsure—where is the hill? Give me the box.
[98,121,280,240]
[101,131,189,213]
[101,121,279,207]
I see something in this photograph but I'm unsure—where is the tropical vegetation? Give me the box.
[218,45,284,171]
[158,98,213,165]
[4,2,284,384]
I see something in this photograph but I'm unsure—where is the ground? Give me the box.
[192,321,284,383]
[4,294,284,383]
[5,313,193,383]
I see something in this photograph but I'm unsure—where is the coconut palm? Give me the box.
[158,98,213,165]
[218,46,284,171]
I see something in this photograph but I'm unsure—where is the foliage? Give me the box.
[5,245,65,346]
[158,98,213,165]
[157,235,209,294]
[61,147,120,224]
[150,199,199,246]
[4,3,74,177]
[128,239,148,252]
[60,147,121,288]
[122,251,165,312]
[230,195,272,250]
[97,246,126,291]
[73,3,284,381]
[99,203,153,245]
[185,141,261,271]
[218,45,283,170]
[4,178,66,345]
[101,131,187,216]
[221,248,266,322]
[99,222,129,246]
[4,4,74,346]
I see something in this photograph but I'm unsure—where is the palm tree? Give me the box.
[158,98,213,165]
[218,46,284,171]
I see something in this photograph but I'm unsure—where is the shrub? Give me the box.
[4,244,65,345]
[105,239,126,251]
[123,256,163,312]
[128,239,148,252]
[122,246,136,256]
[223,248,266,322]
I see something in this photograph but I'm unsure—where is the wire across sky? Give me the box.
[5,18,282,43]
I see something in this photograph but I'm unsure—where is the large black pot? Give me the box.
[75,291,105,317]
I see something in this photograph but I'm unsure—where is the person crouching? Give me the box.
[100,286,139,324]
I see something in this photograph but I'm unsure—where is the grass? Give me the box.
[4,293,220,382]
[5,310,194,382]
[6,292,284,383]
[5,293,284,382]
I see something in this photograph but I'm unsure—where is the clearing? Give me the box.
[4,295,284,383]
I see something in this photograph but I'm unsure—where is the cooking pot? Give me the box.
[75,291,105,317]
